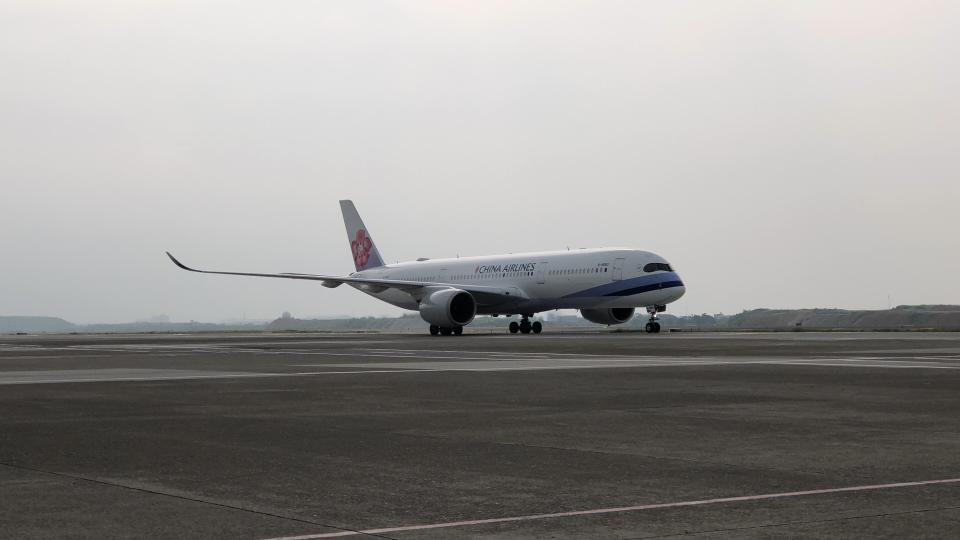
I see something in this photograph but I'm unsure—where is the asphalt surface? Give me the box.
[1,331,959,539]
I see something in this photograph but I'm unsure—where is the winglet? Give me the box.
[166,251,197,272]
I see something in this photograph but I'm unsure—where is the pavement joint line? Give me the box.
[795,357,960,365]
[0,461,394,540]
[362,348,660,358]
[0,355,152,360]
[278,352,600,361]
[751,361,960,370]
[259,352,418,358]
[389,431,828,478]
[286,369,446,375]
[293,363,747,372]
[0,369,456,385]
[260,478,960,540]
[287,357,720,366]
[294,359,960,372]
[628,503,960,539]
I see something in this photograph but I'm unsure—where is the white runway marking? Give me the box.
[4,354,960,386]
[0,368,264,385]
[262,477,960,539]
[294,356,960,372]
[0,368,448,385]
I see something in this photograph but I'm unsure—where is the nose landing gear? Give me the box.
[645,305,665,334]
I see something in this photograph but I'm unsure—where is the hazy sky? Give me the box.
[2,1,958,323]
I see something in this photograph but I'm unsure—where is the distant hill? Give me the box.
[0,316,262,334]
[0,316,77,333]
[725,305,960,330]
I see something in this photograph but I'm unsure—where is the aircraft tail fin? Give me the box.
[340,200,385,271]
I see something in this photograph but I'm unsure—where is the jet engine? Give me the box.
[580,307,635,325]
[419,288,476,327]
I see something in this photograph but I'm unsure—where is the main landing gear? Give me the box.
[508,315,542,335]
[429,325,463,336]
[645,305,665,334]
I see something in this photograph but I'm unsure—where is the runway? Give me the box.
[1,331,959,539]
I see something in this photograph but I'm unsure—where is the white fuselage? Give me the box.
[351,248,685,315]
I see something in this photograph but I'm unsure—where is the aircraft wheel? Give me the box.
[653,322,661,333]
[519,321,531,334]
[509,321,519,334]
[645,322,654,333]
[453,326,463,336]
[429,325,440,336]
[531,321,542,334]
[440,327,452,336]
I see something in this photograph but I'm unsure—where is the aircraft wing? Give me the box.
[166,252,526,306]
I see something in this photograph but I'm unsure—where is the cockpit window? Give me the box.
[643,262,673,273]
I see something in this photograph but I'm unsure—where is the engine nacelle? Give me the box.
[419,288,477,327]
[580,307,635,325]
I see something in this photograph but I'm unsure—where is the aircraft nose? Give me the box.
[675,282,686,300]
[669,273,686,301]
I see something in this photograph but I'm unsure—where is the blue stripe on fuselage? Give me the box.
[562,272,684,298]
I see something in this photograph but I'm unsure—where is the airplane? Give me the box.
[166,200,685,335]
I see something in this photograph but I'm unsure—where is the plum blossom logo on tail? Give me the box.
[351,229,373,269]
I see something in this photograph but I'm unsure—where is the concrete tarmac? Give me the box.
[1,331,959,539]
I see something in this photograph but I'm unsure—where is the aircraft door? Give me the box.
[612,258,625,281]
[535,261,548,284]
[439,268,449,282]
